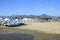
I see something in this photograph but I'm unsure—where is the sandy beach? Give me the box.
[17,22,60,34]
[0,22,60,40]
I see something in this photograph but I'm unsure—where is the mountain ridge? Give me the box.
[0,14,58,18]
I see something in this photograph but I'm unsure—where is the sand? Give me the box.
[17,22,60,34]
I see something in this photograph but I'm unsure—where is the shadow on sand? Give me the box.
[0,33,35,40]
[5,23,27,27]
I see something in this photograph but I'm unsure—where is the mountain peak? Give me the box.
[40,14,54,18]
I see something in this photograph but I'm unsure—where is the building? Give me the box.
[3,18,10,26]
[0,18,3,25]
[21,18,34,23]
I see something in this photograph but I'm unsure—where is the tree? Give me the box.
[42,18,52,20]
[57,17,60,19]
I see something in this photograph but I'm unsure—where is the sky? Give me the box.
[0,0,60,16]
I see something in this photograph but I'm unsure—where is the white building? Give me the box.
[3,18,10,25]
[21,18,34,23]
[12,19,19,24]
[0,18,3,25]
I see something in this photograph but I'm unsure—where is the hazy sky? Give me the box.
[0,0,60,16]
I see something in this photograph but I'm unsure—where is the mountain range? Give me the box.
[0,14,58,19]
